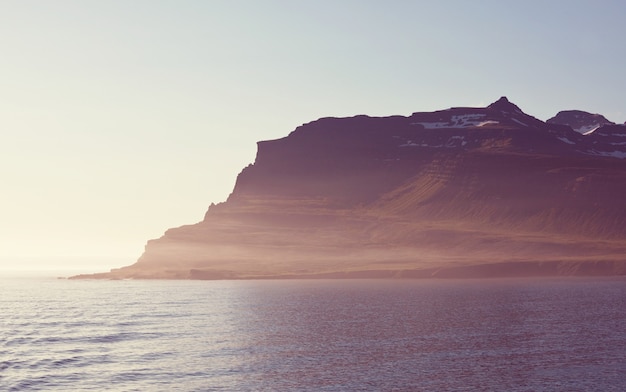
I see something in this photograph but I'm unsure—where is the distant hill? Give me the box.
[547,110,614,135]
[72,97,626,279]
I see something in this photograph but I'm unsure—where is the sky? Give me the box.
[1,0,625,272]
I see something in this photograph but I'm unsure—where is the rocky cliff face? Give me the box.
[73,97,626,279]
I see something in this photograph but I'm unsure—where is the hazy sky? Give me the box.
[1,0,625,271]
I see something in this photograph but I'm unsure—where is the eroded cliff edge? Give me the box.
[72,98,626,279]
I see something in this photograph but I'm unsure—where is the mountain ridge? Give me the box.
[72,97,626,280]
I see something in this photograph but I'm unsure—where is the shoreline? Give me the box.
[69,259,626,281]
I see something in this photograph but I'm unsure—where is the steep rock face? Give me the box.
[73,98,626,279]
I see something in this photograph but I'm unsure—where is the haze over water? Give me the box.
[2,276,625,391]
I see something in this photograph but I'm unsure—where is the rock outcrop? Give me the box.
[72,97,626,279]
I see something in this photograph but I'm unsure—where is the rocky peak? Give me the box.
[487,96,524,114]
[547,110,614,135]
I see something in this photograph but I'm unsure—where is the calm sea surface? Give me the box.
[1,276,626,391]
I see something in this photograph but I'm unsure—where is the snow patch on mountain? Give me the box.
[412,114,490,129]
[557,137,576,145]
[477,120,499,127]
[586,149,626,159]
[579,124,602,135]
[511,118,528,127]
[399,135,467,149]
[446,136,467,147]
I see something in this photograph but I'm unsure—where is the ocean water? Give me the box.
[1,276,626,391]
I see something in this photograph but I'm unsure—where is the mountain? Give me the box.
[547,110,614,135]
[72,97,626,280]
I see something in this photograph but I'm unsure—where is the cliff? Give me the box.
[72,97,626,279]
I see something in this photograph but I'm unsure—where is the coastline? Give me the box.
[69,259,626,280]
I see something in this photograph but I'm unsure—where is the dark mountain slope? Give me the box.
[72,98,626,279]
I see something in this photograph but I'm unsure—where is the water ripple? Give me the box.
[1,277,626,391]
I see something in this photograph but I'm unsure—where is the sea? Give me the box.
[1,275,626,391]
